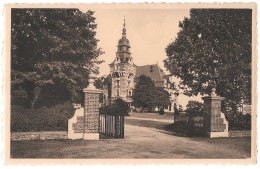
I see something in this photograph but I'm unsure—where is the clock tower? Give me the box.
[109,19,136,104]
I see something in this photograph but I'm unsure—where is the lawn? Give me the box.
[128,112,174,120]
[10,118,251,159]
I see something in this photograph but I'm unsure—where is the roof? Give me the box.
[118,37,130,47]
[135,64,166,82]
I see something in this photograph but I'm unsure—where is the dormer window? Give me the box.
[150,65,153,72]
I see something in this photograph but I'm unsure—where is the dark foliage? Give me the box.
[11,102,74,132]
[186,101,204,116]
[99,98,129,116]
[11,8,103,108]
[159,108,165,115]
[164,9,252,107]
[224,110,251,130]
[133,75,170,109]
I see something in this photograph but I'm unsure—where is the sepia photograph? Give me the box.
[3,3,257,164]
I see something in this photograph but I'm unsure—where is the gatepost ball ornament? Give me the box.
[86,73,98,90]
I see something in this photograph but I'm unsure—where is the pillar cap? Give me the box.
[202,88,225,101]
[83,73,102,93]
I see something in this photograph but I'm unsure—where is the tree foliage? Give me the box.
[154,87,171,108]
[132,75,170,109]
[185,101,203,116]
[11,102,74,132]
[11,9,103,107]
[99,98,129,116]
[164,9,252,106]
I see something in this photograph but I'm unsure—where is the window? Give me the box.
[116,89,120,96]
[126,47,128,51]
[127,81,131,88]
[128,90,132,96]
[116,80,120,88]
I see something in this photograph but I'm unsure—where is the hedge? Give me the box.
[99,98,129,116]
[11,102,74,132]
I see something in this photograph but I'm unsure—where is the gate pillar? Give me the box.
[83,73,102,140]
[202,88,229,138]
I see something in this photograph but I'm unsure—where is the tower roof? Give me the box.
[118,18,130,47]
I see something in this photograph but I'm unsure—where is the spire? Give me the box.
[122,18,126,37]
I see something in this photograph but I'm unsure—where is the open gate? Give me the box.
[99,114,124,138]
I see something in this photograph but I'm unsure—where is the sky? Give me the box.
[79,6,190,76]
[79,6,203,107]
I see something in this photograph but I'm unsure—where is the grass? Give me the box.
[10,118,251,159]
[128,112,174,120]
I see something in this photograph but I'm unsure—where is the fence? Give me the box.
[99,114,124,138]
[173,114,205,136]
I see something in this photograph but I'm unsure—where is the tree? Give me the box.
[164,9,252,108]
[132,75,170,110]
[154,87,170,109]
[11,9,103,108]
[100,98,129,116]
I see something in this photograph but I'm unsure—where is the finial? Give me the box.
[211,88,217,96]
[86,73,97,90]
[122,17,126,37]
[123,17,126,28]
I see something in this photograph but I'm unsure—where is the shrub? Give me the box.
[185,101,204,116]
[11,105,34,132]
[224,110,251,130]
[11,90,30,108]
[11,102,74,132]
[159,108,164,115]
[100,98,129,116]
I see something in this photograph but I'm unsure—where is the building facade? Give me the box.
[109,19,137,103]
[107,20,178,112]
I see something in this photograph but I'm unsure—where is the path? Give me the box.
[126,116,174,123]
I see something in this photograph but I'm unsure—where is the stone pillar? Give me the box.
[171,101,174,112]
[83,73,102,140]
[202,88,229,138]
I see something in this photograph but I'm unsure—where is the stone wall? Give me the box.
[10,130,251,141]
[229,130,251,137]
[11,131,67,141]
[68,107,84,139]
